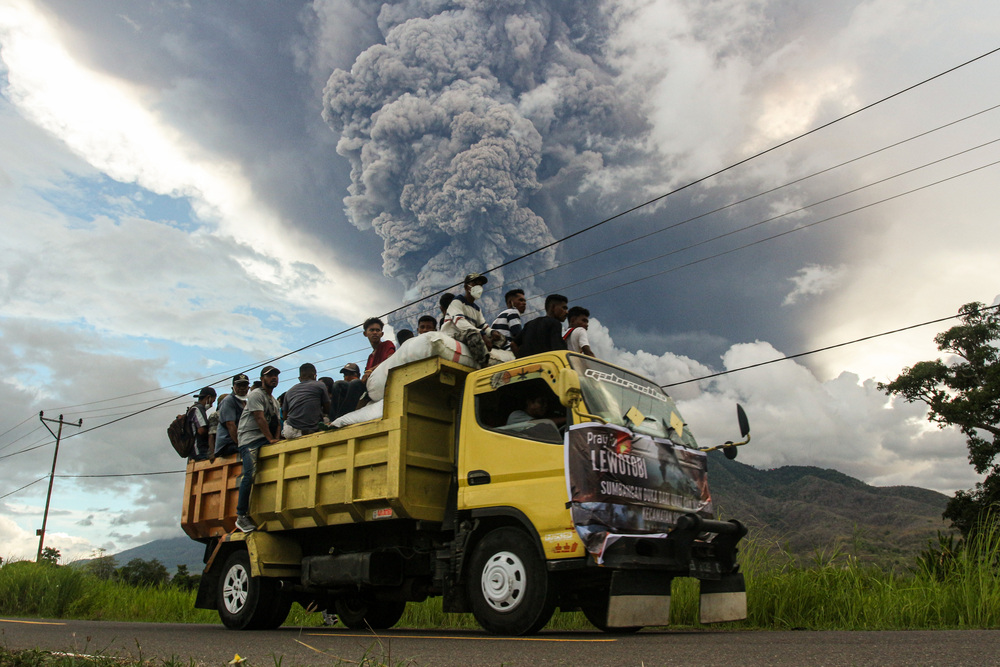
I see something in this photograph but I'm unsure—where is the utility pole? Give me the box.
[36,411,82,564]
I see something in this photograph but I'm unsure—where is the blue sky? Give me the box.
[2,0,1000,562]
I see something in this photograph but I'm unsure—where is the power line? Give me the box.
[467,45,1000,281]
[569,158,1000,303]
[0,414,35,442]
[0,476,48,501]
[493,102,1000,292]
[55,470,184,479]
[0,425,44,454]
[663,305,1000,388]
[551,141,1000,299]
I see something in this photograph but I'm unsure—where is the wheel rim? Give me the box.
[222,563,249,614]
[480,550,526,613]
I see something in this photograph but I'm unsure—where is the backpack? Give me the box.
[168,406,197,458]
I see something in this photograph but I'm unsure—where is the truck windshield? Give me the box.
[568,355,698,448]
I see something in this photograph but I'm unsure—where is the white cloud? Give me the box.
[783,264,847,305]
[0,511,96,563]
[0,0,390,325]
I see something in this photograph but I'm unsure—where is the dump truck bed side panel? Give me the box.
[181,357,469,540]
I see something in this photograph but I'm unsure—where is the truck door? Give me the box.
[457,360,573,542]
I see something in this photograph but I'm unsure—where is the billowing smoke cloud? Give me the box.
[322,0,648,310]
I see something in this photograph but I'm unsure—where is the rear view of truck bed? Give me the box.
[181,357,471,541]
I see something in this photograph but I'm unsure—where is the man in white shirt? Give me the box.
[563,306,595,357]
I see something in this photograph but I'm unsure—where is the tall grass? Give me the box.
[737,522,1000,630]
[5,526,1000,631]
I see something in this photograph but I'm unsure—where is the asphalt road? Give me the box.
[2,618,999,666]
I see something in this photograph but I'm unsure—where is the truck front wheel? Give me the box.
[467,527,554,635]
[217,550,290,630]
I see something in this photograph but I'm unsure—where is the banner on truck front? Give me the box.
[564,422,712,560]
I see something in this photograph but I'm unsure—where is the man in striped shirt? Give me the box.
[491,288,526,353]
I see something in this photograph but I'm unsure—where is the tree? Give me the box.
[39,546,61,566]
[117,558,169,587]
[171,564,201,591]
[84,548,118,580]
[879,301,1000,537]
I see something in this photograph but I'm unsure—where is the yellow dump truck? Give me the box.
[182,351,750,635]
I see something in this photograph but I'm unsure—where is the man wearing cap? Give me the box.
[189,386,217,461]
[235,365,282,532]
[441,273,501,367]
[329,362,364,421]
[282,363,331,439]
[213,374,250,459]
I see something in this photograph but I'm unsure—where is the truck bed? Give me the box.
[181,356,471,541]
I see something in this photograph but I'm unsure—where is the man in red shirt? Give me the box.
[362,316,395,384]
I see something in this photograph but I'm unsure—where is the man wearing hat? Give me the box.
[235,365,282,532]
[328,362,363,421]
[189,386,217,461]
[441,272,501,367]
[213,373,250,459]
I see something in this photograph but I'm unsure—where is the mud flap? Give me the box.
[606,571,672,628]
[699,572,746,623]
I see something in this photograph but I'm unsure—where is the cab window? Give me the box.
[475,377,565,444]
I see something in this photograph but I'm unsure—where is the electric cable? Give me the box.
[546,141,1000,299]
[0,476,48,501]
[663,305,1000,388]
[567,158,1000,304]
[492,103,1000,292]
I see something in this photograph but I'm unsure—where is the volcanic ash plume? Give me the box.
[322,0,647,309]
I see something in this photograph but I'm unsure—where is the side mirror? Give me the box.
[737,404,750,438]
[699,404,750,455]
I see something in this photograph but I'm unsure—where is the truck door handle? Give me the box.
[467,470,491,486]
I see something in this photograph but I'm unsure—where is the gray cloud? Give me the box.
[321,0,649,309]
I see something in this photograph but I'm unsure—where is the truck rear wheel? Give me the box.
[334,596,407,629]
[217,550,290,630]
[467,527,554,635]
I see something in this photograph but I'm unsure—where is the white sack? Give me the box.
[365,333,516,402]
[332,399,384,428]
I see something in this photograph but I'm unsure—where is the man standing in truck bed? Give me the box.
[235,365,281,533]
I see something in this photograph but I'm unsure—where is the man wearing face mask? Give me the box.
[441,273,501,367]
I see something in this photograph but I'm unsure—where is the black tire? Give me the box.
[259,593,293,630]
[467,527,555,635]
[217,550,288,630]
[581,596,642,634]
[334,596,407,630]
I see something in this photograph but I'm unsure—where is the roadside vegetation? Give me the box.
[3,525,999,632]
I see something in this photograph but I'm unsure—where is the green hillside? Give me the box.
[707,451,951,567]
